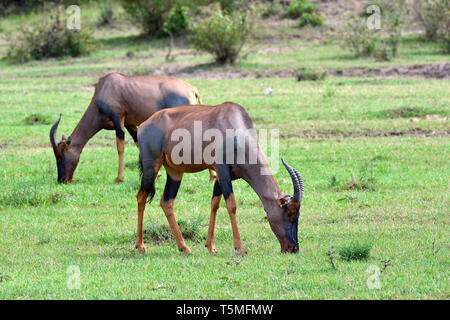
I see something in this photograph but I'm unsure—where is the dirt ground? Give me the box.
[158,62,450,80]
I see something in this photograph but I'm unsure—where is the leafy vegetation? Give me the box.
[190,4,255,64]
[6,5,94,62]
[121,0,187,37]
[285,0,323,27]
[413,0,450,52]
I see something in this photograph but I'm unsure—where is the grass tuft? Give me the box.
[144,217,204,243]
[23,113,52,125]
[295,67,327,81]
[0,272,10,283]
[337,240,372,261]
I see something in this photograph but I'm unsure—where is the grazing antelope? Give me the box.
[49,72,217,184]
[136,102,304,254]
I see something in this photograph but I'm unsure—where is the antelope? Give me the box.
[135,102,304,254]
[49,72,216,184]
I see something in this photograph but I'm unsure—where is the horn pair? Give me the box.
[281,158,304,206]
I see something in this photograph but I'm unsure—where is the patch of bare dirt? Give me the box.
[280,128,449,139]
[330,63,450,79]
[159,62,450,80]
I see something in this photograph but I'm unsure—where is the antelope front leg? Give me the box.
[136,189,148,253]
[225,193,247,255]
[114,136,125,184]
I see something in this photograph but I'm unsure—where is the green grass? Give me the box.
[0,2,449,299]
[337,240,372,261]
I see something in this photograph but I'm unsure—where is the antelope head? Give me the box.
[266,158,304,253]
[49,115,78,183]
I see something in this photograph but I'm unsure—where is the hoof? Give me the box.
[205,243,218,254]
[179,246,192,255]
[136,244,146,253]
[114,178,124,184]
[235,247,247,255]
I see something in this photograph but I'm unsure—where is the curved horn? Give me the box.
[50,114,62,148]
[281,158,304,205]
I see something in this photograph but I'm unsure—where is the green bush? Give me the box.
[342,1,408,60]
[190,5,255,64]
[121,0,188,37]
[216,0,243,13]
[298,11,324,27]
[338,240,372,261]
[6,7,94,62]
[285,0,314,19]
[98,0,116,26]
[165,5,190,35]
[413,0,450,52]
[261,0,283,18]
[285,0,323,27]
[295,67,327,81]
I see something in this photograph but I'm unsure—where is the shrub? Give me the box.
[190,4,256,64]
[295,67,327,81]
[164,5,190,35]
[413,0,449,52]
[261,0,283,18]
[338,240,372,261]
[121,0,188,37]
[342,16,379,57]
[413,0,450,48]
[342,1,408,60]
[285,0,315,19]
[298,12,324,27]
[216,0,243,13]
[6,6,94,62]
[375,0,408,58]
[285,0,323,27]
[98,0,116,27]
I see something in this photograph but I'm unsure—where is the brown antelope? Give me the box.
[135,102,304,254]
[49,72,217,184]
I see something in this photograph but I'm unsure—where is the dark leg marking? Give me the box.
[216,164,233,200]
[212,181,222,199]
[163,174,182,201]
[125,125,138,143]
[139,157,156,203]
[95,99,125,140]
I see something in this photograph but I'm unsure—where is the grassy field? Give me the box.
[0,1,449,299]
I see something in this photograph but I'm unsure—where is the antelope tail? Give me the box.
[194,87,202,104]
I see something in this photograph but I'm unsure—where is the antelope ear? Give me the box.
[277,197,288,208]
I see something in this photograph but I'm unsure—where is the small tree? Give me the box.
[121,0,188,37]
[190,4,255,64]
[342,0,408,61]
[414,0,450,52]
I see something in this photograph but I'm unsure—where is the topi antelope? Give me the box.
[136,102,304,254]
[49,72,216,184]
